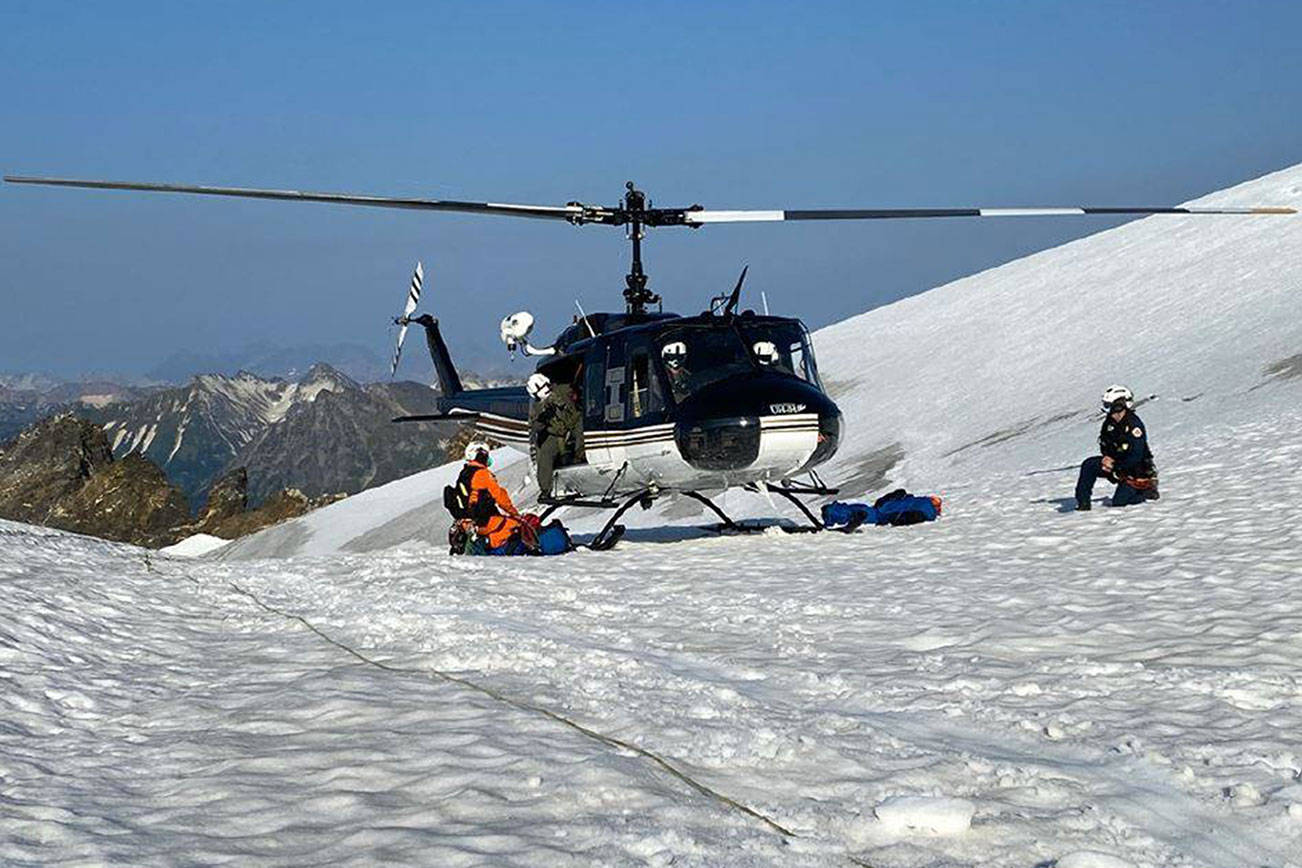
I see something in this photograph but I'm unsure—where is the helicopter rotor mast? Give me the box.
[5,174,1294,316]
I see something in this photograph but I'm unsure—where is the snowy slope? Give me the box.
[216,162,1302,555]
[212,449,528,559]
[3,165,1301,867]
[815,163,1302,495]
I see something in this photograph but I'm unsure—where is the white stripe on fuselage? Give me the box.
[557,414,821,497]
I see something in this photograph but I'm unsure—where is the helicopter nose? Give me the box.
[676,415,762,471]
[674,377,841,474]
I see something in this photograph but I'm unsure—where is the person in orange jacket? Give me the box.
[461,442,530,554]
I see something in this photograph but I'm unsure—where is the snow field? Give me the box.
[168,386,1300,866]
[4,163,1302,865]
[0,526,797,866]
[5,386,1299,865]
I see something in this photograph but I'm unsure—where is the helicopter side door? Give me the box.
[613,334,676,477]
[624,336,670,430]
[581,340,617,467]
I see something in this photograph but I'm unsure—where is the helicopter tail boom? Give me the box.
[411,314,465,397]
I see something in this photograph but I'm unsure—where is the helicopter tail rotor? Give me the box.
[390,261,424,376]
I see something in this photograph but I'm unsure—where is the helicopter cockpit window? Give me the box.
[658,327,753,402]
[739,321,820,385]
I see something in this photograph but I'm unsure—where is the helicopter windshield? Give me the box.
[657,325,755,402]
[738,320,820,385]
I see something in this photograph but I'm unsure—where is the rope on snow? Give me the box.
[157,558,795,840]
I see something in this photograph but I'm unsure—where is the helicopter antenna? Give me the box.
[761,291,770,315]
[575,299,596,337]
[723,265,749,318]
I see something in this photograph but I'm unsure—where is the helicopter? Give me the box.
[5,174,1295,543]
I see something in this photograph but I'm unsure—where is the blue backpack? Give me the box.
[535,520,573,555]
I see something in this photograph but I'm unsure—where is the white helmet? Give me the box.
[527,372,552,400]
[1101,384,1134,411]
[752,340,779,365]
[661,341,687,366]
[464,440,492,464]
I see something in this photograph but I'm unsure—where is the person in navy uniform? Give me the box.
[1075,384,1159,510]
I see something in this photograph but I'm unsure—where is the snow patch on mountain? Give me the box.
[814,162,1302,494]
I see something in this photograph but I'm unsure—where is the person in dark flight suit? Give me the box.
[1076,384,1159,510]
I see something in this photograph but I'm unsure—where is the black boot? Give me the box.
[1076,498,1091,511]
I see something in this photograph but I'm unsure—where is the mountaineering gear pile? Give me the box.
[822,489,942,531]
[1075,406,1158,509]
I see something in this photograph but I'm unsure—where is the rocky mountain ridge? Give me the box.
[73,364,454,507]
[0,415,341,548]
[0,359,511,509]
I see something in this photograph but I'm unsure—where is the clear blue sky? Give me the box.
[2,0,1299,378]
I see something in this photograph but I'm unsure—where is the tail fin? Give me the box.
[418,316,464,397]
[388,262,464,396]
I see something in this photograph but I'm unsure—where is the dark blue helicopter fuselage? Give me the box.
[402,309,842,491]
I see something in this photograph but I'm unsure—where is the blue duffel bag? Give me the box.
[536,520,574,555]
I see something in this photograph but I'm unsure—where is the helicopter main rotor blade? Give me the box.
[2,175,596,222]
[682,205,1295,224]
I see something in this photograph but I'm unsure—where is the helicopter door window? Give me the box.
[628,350,661,419]
[585,352,605,422]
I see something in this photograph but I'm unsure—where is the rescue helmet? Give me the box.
[464,440,492,466]
[527,372,552,400]
[929,495,943,515]
[752,340,779,365]
[1101,384,1134,412]
[661,341,687,368]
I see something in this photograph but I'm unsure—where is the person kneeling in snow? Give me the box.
[822,489,942,532]
[447,442,533,555]
[1075,384,1159,511]
[445,442,575,556]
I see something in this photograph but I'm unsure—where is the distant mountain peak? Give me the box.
[298,363,359,402]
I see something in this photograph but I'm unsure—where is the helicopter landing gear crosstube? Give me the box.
[538,490,656,551]
[754,482,832,532]
[538,478,837,547]
[692,481,838,535]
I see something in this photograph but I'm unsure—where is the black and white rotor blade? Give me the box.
[3,176,592,221]
[682,204,1296,225]
[390,261,424,376]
